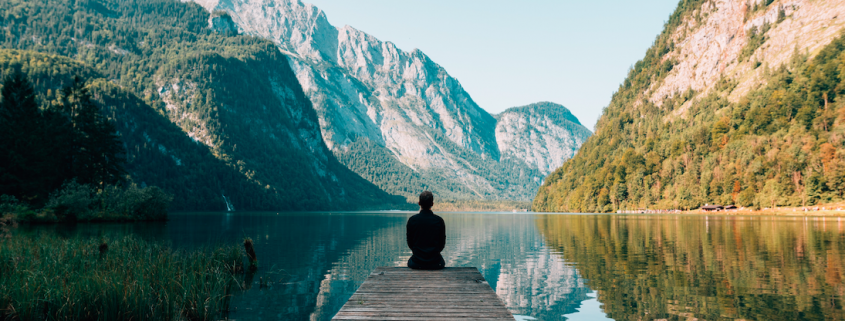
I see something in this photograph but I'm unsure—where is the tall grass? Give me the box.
[0,234,243,320]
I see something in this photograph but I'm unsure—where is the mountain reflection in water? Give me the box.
[537,214,845,321]
[26,212,593,320]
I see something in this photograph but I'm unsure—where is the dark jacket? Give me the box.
[406,209,446,269]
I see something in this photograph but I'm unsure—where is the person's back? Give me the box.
[406,191,445,270]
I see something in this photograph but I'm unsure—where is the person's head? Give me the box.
[418,191,434,210]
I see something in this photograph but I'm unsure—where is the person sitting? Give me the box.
[406,191,446,270]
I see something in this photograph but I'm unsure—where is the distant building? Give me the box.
[701,205,724,211]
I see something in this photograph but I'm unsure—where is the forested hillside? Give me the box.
[0,0,405,210]
[535,0,845,212]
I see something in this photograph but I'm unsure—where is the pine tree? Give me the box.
[0,71,52,203]
[60,77,126,189]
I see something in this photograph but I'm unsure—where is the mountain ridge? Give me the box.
[496,102,592,175]
[192,0,591,201]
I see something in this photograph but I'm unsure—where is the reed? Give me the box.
[0,234,244,321]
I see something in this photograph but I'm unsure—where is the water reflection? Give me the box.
[538,215,845,320]
[23,212,595,320]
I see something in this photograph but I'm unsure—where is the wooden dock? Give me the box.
[332,267,514,321]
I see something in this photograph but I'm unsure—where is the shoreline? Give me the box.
[616,202,845,217]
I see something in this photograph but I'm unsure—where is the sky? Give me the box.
[306,0,680,129]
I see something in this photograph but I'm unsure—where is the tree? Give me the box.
[827,159,845,198]
[59,78,127,189]
[0,71,54,204]
[597,188,611,212]
[731,180,742,203]
[711,117,730,145]
[738,188,756,208]
[758,179,781,209]
[804,173,822,206]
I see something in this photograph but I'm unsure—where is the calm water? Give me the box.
[22,212,845,320]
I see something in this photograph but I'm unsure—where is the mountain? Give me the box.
[535,0,845,212]
[190,0,591,201]
[0,0,406,211]
[495,102,592,175]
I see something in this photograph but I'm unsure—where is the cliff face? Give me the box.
[648,0,845,110]
[535,0,845,212]
[191,0,590,201]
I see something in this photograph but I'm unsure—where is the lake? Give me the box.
[20,212,845,320]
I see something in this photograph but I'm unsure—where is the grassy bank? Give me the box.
[0,233,243,320]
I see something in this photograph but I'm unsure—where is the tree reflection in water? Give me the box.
[538,215,845,321]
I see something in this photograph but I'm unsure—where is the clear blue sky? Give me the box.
[307,0,680,129]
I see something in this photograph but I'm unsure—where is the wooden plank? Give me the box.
[341,307,502,312]
[357,282,492,287]
[335,311,512,315]
[345,299,504,305]
[346,297,503,302]
[334,312,514,318]
[332,267,514,320]
[348,291,498,301]
[332,316,513,321]
[347,300,508,308]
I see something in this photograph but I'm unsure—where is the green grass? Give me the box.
[0,233,243,320]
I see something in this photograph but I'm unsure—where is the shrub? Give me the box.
[100,184,173,221]
[44,181,97,221]
[43,182,173,222]
[0,195,28,216]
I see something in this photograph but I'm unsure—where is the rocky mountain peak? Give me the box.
[496,102,591,175]
[191,0,589,201]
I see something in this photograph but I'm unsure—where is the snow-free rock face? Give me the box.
[496,103,592,175]
[647,0,845,113]
[208,11,238,36]
[191,0,588,200]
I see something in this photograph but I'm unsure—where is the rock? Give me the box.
[208,10,238,36]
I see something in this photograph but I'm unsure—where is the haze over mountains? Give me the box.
[193,0,591,202]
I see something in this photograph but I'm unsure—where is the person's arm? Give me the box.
[437,218,446,252]
[406,217,414,250]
